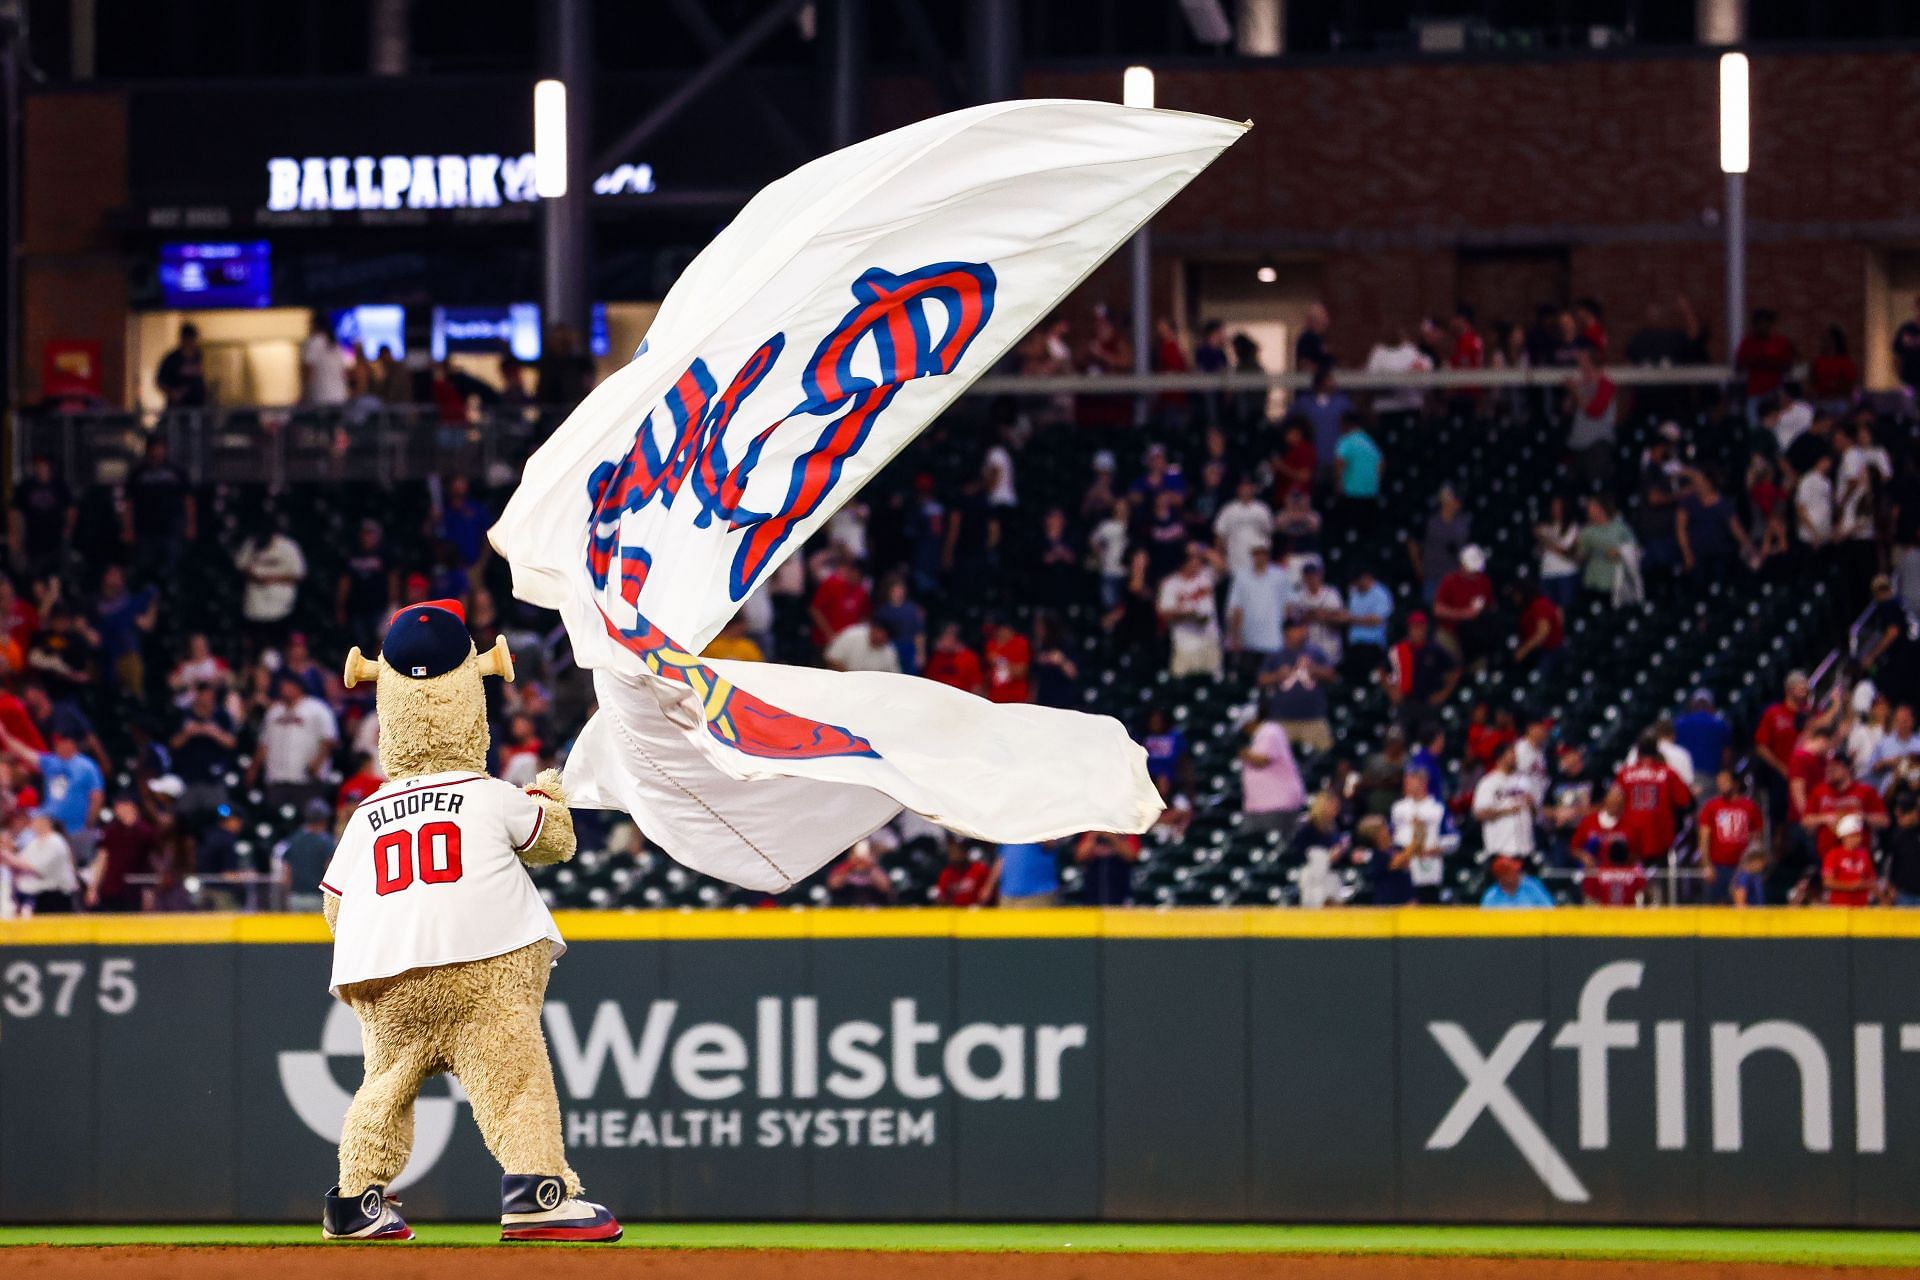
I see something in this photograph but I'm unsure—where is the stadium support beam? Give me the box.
[827,0,866,149]
[1235,0,1283,54]
[368,0,409,75]
[967,0,1020,104]
[594,0,811,175]
[891,0,965,110]
[541,0,593,338]
[664,0,812,164]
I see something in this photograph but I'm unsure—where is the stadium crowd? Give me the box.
[2,293,1917,915]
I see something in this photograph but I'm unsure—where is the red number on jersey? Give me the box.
[372,823,466,895]
[417,821,464,884]
[374,830,413,895]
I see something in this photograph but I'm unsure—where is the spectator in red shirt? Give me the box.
[1464,700,1515,768]
[335,751,384,819]
[932,836,993,906]
[1570,785,1634,870]
[1809,325,1859,408]
[1697,769,1763,902]
[808,552,871,652]
[1753,670,1812,825]
[1573,297,1609,356]
[1511,576,1565,678]
[1786,727,1834,825]
[1449,303,1485,371]
[1614,733,1694,867]
[1822,814,1877,907]
[86,793,153,913]
[1581,837,1648,906]
[1804,755,1887,855]
[1447,303,1485,411]
[1432,544,1495,665]
[983,618,1032,704]
[1272,420,1316,503]
[0,686,45,752]
[1734,307,1795,402]
[923,622,984,695]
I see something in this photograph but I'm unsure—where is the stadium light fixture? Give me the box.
[535,78,569,198]
[1718,52,1749,175]
[1123,66,1155,110]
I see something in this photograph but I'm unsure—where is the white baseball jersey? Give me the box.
[321,769,564,998]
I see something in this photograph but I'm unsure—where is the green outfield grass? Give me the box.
[1,1223,1919,1265]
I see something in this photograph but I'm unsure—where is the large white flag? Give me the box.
[492,100,1246,893]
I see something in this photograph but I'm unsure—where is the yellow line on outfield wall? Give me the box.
[0,907,1916,945]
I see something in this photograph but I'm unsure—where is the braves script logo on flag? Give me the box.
[582,261,997,761]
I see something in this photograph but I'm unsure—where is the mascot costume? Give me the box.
[315,100,1244,1241]
[317,600,619,1243]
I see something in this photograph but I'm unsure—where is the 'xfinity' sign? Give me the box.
[265,154,656,212]
[1425,959,1920,1203]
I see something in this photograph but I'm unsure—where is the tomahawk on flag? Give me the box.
[490,99,1247,892]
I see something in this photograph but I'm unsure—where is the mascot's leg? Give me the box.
[448,942,620,1242]
[446,942,578,1190]
[337,980,442,1197]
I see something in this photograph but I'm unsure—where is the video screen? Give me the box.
[157,241,272,309]
[332,305,406,359]
[430,303,542,363]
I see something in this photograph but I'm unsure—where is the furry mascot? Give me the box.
[315,599,620,1243]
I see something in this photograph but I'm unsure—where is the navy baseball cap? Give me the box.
[382,599,473,680]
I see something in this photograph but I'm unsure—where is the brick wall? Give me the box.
[16,49,1919,403]
[1024,49,1920,370]
[20,90,130,403]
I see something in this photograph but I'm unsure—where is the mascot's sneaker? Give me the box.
[321,1185,415,1241]
[499,1174,623,1242]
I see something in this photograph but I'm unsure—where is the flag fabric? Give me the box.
[491,99,1246,893]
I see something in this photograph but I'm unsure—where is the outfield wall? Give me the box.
[2,909,1917,1226]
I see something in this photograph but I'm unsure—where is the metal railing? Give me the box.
[3,362,1766,490]
[11,403,564,489]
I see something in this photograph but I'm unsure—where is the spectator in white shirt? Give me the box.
[1649,717,1696,790]
[1226,543,1291,669]
[1156,543,1222,679]
[1089,498,1132,610]
[1286,558,1346,665]
[1773,389,1814,452]
[1473,743,1537,858]
[301,314,351,407]
[1365,326,1433,427]
[1213,477,1275,580]
[1794,453,1835,557]
[0,813,80,914]
[824,620,903,674]
[234,519,308,654]
[1390,767,1458,903]
[1512,715,1555,804]
[248,673,338,810]
[982,423,1018,509]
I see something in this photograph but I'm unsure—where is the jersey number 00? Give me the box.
[374,821,465,895]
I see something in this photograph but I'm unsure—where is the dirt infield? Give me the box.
[0,1248,1890,1279]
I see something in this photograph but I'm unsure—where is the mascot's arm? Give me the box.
[322,889,340,935]
[519,767,577,867]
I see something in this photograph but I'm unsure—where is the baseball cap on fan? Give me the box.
[381,599,472,680]
[1460,544,1487,573]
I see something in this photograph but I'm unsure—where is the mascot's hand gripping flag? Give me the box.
[491,99,1247,892]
